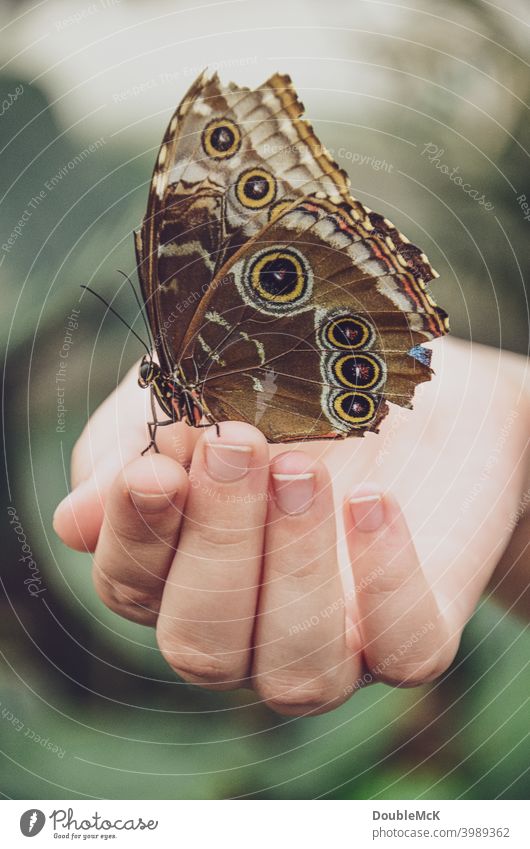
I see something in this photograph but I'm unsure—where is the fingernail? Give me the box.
[349,493,384,532]
[272,473,315,515]
[129,488,179,513]
[205,443,252,482]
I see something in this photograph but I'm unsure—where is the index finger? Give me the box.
[54,364,196,551]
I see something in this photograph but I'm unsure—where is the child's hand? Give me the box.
[53,338,530,715]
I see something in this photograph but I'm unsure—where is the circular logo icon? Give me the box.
[20,809,46,837]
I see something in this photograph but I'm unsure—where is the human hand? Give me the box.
[53,337,530,714]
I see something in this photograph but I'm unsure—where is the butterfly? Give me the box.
[134,71,449,450]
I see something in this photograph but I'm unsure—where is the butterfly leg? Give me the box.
[192,394,220,438]
[142,418,176,455]
[189,418,220,437]
[201,398,221,438]
[142,389,175,455]
[205,414,221,438]
[197,409,220,438]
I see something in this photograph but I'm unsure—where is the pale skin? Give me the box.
[53,337,530,715]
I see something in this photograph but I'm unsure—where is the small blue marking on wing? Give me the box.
[408,345,432,366]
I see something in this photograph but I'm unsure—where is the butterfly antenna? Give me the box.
[116,269,155,352]
[80,285,152,356]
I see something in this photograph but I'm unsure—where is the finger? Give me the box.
[54,455,131,552]
[55,364,196,552]
[156,422,269,690]
[55,426,195,554]
[253,452,359,716]
[346,487,458,687]
[92,454,188,625]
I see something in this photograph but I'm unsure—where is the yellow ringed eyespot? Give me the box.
[249,249,307,304]
[202,119,241,159]
[332,391,376,425]
[236,168,276,209]
[332,353,384,390]
[324,315,374,350]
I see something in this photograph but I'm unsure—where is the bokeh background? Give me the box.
[1,0,528,799]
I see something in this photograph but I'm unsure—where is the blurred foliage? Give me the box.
[1,0,528,800]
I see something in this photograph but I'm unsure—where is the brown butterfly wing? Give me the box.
[178,196,448,442]
[136,70,448,442]
[135,71,215,373]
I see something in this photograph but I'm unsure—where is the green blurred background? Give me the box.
[1,0,528,799]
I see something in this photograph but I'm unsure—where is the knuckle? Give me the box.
[93,574,160,625]
[193,524,250,554]
[256,675,334,715]
[157,631,241,689]
[111,580,160,610]
[356,561,412,596]
[374,653,447,688]
[113,523,158,547]
[267,538,335,582]
[113,508,180,547]
[267,556,324,582]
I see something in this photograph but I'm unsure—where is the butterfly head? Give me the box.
[138,356,160,389]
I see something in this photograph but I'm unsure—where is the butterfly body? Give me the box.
[137,358,211,451]
[135,71,448,446]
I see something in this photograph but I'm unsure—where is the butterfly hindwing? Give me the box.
[178,196,447,442]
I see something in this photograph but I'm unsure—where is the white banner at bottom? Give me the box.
[0,799,526,848]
